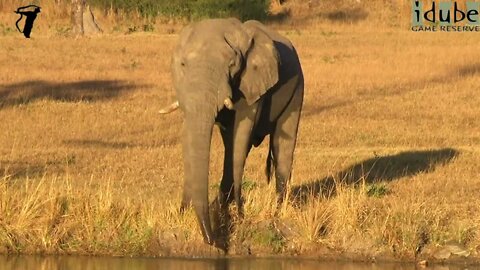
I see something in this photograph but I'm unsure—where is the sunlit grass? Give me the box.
[0,2,480,259]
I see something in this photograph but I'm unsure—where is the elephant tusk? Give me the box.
[215,123,226,131]
[159,101,180,114]
[224,98,234,110]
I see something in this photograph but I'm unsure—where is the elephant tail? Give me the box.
[265,144,274,183]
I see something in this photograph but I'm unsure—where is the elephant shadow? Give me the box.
[0,80,143,109]
[290,148,459,206]
[211,148,459,250]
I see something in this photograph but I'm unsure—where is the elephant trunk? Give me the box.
[182,109,216,245]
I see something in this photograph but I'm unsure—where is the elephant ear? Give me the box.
[172,23,194,85]
[238,21,279,105]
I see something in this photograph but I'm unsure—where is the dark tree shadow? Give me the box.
[302,101,350,117]
[457,63,480,77]
[63,139,137,149]
[0,80,142,109]
[324,7,369,23]
[0,161,46,179]
[0,156,75,180]
[291,148,459,206]
[286,4,369,26]
[303,63,480,117]
[63,137,180,149]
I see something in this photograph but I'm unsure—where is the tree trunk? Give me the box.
[72,0,85,37]
[83,4,103,34]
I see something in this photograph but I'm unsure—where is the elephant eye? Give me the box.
[180,61,185,67]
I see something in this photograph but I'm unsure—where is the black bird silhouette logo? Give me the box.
[15,5,41,38]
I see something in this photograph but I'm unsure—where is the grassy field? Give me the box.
[1,4,480,262]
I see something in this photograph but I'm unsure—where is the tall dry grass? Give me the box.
[0,1,480,260]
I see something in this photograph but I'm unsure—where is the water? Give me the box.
[0,255,473,270]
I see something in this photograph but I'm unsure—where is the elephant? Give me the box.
[160,18,304,246]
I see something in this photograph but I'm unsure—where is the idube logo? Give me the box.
[15,5,41,38]
[412,1,480,32]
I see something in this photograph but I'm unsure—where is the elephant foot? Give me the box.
[179,197,192,214]
[237,207,244,219]
[213,238,228,252]
[179,205,187,214]
[210,197,231,252]
[219,191,244,219]
[273,198,288,218]
[235,198,245,219]
[219,188,234,209]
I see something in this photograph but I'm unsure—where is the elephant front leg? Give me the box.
[232,106,258,217]
[209,128,236,250]
[220,104,257,217]
[219,127,234,209]
[219,135,252,212]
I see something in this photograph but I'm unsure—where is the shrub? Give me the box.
[89,0,270,20]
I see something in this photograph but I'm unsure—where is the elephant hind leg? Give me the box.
[270,87,303,205]
[271,130,297,205]
[180,194,192,213]
[269,133,292,205]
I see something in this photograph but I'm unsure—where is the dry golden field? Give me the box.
[1,2,480,262]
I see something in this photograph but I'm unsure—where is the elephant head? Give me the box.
[161,18,280,245]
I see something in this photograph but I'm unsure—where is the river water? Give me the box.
[0,255,473,270]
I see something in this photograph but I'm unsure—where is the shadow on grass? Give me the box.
[63,137,180,149]
[0,161,46,179]
[63,139,137,149]
[291,148,459,206]
[290,5,369,25]
[0,80,141,108]
[324,7,369,23]
[303,63,480,117]
[0,155,75,180]
[457,63,480,77]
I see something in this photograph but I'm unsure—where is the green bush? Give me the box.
[89,0,270,21]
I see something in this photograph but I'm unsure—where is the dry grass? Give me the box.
[1,2,480,260]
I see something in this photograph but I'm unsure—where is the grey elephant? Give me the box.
[160,18,304,246]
